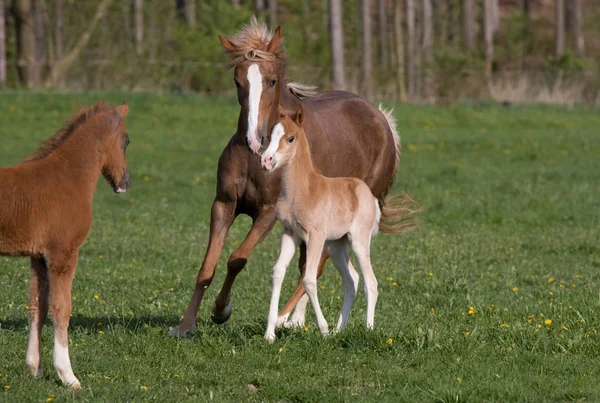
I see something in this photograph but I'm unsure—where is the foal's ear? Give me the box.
[267,26,283,53]
[277,104,287,119]
[218,35,236,53]
[115,103,129,118]
[292,103,304,127]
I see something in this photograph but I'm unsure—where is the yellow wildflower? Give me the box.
[98,330,104,335]
[94,295,99,300]
[547,278,555,284]
[104,375,110,380]
[512,286,518,292]
[392,282,398,286]
[46,395,55,402]
[468,306,475,315]
[303,327,309,332]
[387,338,393,345]
[456,377,462,383]
[562,326,568,331]
[278,348,283,353]
[500,324,510,329]
[4,385,10,390]
[140,386,148,391]
[545,319,552,326]
[465,331,470,337]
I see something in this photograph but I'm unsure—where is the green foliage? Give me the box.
[0,94,600,401]
[432,50,486,100]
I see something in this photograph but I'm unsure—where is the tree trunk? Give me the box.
[555,0,564,58]
[55,0,63,61]
[0,0,5,85]
[491,0,499,32]
[177,0,195,27]
[360,0,373,99]
[483,0,494,82]
[463,0,475,51]
[377,0,389,68]
[45,0,112,87]
[254,0,265,20]
[328,0,345,90]
[232,0,240,7]
[523,0,532,54]
[571,0,584,57]
[405,0,415,100]
[422,0,432,101]
[268,0,277,27]
[393,0,406,101]
[13,0,37,87]
[149,0,157,59]
[134,0,143,56]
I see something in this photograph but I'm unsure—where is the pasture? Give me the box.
[0,92,599,402]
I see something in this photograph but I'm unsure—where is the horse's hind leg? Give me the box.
[26,257,49,378]
[212,207,277,324]
[327,240,359,331]
[277,246,328,328]
[47,250,80,389]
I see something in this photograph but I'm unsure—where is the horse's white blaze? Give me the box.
[261,123,285,169]
[53,335,79,387]
[247,64,263,154]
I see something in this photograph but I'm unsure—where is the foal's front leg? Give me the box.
[25,257,49,378]
[47,250,81,389]
[303,236,329,335]
[265,230,299,342]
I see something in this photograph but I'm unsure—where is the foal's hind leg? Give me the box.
[47,250,80,389]
[350,236,378,329]
[26,257,49,378]
[277,247,328,328]
[327,240,359,331]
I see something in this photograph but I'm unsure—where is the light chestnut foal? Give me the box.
[261,106,407,342]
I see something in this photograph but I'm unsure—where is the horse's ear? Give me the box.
[115,103,129,118]
[267,26,283,53]
[292,103,304,127]
[218,35,236,53]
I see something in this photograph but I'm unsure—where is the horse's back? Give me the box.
[301,91,398,199]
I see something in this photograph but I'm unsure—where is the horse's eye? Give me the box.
[286,136,294,144]
[126,139,130,146]
[269,79,276,87]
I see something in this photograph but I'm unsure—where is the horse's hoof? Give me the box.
[71,381,82,390]
[168,323,195,337]
[211,302,232,324]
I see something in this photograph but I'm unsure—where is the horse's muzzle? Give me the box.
[114,171,131,193]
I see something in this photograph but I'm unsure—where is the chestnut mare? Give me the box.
[170,18,415,336]
[261,106,418,342]
[0,102,131,389]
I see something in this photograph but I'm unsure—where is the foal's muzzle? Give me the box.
[114,171,131,194]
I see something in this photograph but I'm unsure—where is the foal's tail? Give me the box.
[378,194,423,234]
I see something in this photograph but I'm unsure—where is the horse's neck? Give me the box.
[48,131,102,191]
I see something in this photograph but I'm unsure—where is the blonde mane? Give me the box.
[224,16,286,68]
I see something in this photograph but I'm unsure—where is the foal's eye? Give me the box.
[269,79,276,87]
[126,139,130,146]
[286,136,294,144]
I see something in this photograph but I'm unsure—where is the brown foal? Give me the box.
[171,18,410,336]
[0,102,131,388]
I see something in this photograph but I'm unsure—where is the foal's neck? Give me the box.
[281,133,319,197]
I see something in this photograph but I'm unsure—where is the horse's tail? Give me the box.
[375,106,422,234]
[378,194,423,234]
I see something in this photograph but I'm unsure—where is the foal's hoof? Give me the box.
[70,381,82,390]
[168,322,196,337]
[27,365,43,378]
[211,302,232,324]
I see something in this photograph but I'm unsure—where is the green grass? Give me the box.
[1,92,599,402]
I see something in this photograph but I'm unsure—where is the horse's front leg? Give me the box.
[46,249,80,389]
[212,206,277,324]
[25,257,49,378]
[169,198,237,337]
[277,247,328,328]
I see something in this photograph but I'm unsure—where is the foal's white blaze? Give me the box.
[261,123,286,170]
[247,64,263,154]
[53,335,80,388]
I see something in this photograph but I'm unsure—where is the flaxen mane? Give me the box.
[225,17,317,99]
[24,101,111,162]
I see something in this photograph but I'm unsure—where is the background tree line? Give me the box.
[0,0,598,103]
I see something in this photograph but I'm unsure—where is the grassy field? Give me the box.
[0,92,599,402]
